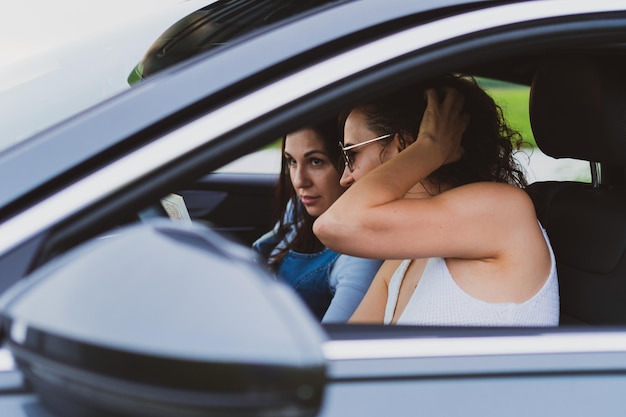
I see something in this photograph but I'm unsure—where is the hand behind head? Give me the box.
[416,88,469,166]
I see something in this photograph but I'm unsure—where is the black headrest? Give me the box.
[529,56,626,165]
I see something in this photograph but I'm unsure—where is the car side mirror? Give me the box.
[0,221,326,417]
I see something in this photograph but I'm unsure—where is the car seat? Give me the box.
[526,56,626,325]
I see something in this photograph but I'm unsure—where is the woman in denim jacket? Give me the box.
[254,118,382,322]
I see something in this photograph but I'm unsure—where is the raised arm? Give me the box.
[313,88,534,261]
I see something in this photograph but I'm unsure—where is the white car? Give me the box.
[1,1,625,416]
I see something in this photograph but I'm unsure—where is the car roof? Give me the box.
[0,0,518,217]
[133,0,508,79]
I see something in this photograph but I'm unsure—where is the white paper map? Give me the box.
[160,193,192,224]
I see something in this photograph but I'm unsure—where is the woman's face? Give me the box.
[340,109,399,187]
[284,129,344,218]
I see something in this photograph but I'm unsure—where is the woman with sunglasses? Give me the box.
[253,118,382,322]
[314,74,559,326]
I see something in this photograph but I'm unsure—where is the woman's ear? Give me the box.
[396,132,415,152]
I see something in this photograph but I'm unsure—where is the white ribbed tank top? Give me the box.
[383,226,559,326]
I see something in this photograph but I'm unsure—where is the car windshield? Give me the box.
[0,0,212,153]
[0,0,337,155]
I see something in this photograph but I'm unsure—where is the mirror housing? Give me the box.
[0,221,326,417]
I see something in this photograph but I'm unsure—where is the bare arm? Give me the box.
[349,260,400,324]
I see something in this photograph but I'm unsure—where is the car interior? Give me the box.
[114,41,626,330]
[527,55,626,325]
[139,51,626,329]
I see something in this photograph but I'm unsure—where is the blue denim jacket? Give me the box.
[253,201,382,322]
[277,247,340,319]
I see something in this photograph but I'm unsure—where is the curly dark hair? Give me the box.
[269,118,343,270]
[344,74,527,189]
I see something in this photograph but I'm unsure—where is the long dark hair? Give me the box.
[344,74,527,188]
[269,118,343,269]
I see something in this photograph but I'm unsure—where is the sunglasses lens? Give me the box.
[339,144,351,171]
[345,151,354,172]
[340,132,393,172]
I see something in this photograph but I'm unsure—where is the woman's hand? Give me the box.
[416,88,469,166]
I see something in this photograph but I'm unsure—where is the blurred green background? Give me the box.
[477,78,535,148]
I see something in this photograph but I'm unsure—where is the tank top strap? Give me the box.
[384,259,412,325]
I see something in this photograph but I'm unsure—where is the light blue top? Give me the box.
[253,201,382,323]
[324,253,382,323]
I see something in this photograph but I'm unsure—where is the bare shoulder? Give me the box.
[450,181,528,196]
[442,182,534,213]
